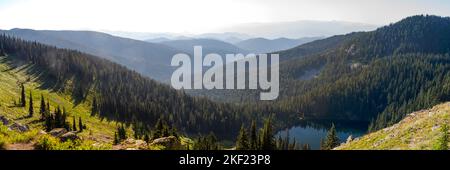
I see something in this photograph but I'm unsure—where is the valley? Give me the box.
[1,14,450,151]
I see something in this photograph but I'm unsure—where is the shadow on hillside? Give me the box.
[2,57,86,107]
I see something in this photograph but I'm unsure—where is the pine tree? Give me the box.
[28,91,33,117]
[260,118,276,150]
[144,134,150,143]
[78,117,84,132]
[0,43,4,56]
[62,107,68,130]
[91,97,98,116]
[72,117,77,131]
[20,84,26,107]
[117,124,127,141]
[39,94,46,120]
[236,125,250,150]
[170,125,179,138]
[153,118,164,139]
[249,120,258,150]
[113,132,119,145]
[45,114,53,131]
[54,106,62,127]
[323,123,340,150]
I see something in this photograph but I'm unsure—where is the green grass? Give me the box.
[0,56,123,148]
[337,103,450,150]
[0,56,196,150]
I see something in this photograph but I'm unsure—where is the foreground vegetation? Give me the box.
[336,102,450,150]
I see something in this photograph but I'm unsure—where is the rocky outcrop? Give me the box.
[0,116,10,125]
[113,138,148,150]
[60,132,80,142]
[150,136,181,149]
[8,122,29,132]
[48,128,68,137]
[1,116,29,132]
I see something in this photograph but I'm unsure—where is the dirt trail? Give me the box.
[5,143,35,150]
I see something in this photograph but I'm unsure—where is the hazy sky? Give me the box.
[1,0,449,34]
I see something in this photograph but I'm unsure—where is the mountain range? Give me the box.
[2,15,450,147]
[0,29,182,81]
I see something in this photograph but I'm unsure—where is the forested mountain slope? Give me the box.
[0,35,261,140]
[273,15,450,131]
[0,29,184,81]
[203,15,450,132]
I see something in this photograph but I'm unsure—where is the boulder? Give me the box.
[113,138,148,150]
[60,132,80,142]
[48,128,67,137]
[8,122,29,132]
[0,116,10,126]
[38,130,47,135]
[150,136,181,149]
[346,135,353,143]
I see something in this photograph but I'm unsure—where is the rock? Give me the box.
[346,135,353,143]
[0,116,10,126]
[113,138,148,150]
[150,136,181,149]
[60,132,80,142]
[38,130,47,135]
[48,128,67,137]
[8,122,29,132]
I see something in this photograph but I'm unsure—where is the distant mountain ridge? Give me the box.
[235,37,324,54]
[158,38,249,57]
[0,28,184,81]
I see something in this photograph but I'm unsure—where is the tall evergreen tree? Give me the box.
[260,118,276,150]
[78,117,84,132]
[54,106,62,127]
[20,84,26,107]
[322,123,340,150]
[143,134,150,143]
[39,94,46,120]
[236,125,250,150]
[113,132,119,145]
[28,91,33,117]
[249,120,258,150]
[116,124,127,141]
[72,117,77,131]
[91,97,98,116]
[62,107,68,129]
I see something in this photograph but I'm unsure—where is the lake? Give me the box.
[276,120,368,150]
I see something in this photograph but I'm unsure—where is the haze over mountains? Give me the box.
[235,37,324,54]
[0,25,330,82]
[2,14,450,150]
[0,28,183,81]
[157,38,249,57]
[217,20,378,39]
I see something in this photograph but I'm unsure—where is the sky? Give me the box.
[1,0,450,34]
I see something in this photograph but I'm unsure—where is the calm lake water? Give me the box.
[276,120,368,150]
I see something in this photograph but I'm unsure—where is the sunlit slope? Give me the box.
[336,102,450,150]
[0,56,118,144]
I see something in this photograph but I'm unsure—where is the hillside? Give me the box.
[0,29,184,81]
[0,56,116,149]
[0,35,260,141]
[336,102,450,150]
[273,15,450,130]
[196,15,450,133]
